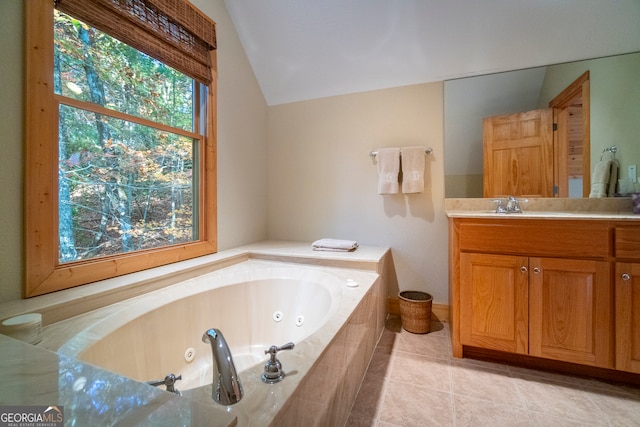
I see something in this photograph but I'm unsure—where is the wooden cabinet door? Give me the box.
[615,262,640,374]
[529,258,613,368]
[483,109,554,198]
[460,253,528,354]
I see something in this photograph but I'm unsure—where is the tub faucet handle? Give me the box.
[262,342,295,384]
[146,373,182,395]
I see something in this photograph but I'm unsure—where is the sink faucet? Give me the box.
[491,196,528,213]
[505,195,525,213]
[202,328,244,405]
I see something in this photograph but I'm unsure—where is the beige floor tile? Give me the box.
[450,361,524,407]
[391,332,451,361]
[512,375,609,426]
[349,316,640,427]
[345,412,376,427]
[453,394,534,427]
[526,411,604,427]
[389,352,451,393]
[588,389,640,427]
[379,380,454,426]
[349,375,387,422]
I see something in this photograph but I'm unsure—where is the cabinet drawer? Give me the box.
[457,219,611,258]
[615,227,640,260]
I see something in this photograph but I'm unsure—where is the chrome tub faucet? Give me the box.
[202,328,244,405]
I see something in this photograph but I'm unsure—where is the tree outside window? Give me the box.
[24,0,217,297]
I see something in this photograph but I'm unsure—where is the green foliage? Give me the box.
[55,11,199,261]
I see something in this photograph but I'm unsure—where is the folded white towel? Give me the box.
[589,159,616,198]
[401,146,425,194]
[376,148,400,194]
[312,238,359,252]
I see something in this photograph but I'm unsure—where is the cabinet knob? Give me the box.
[532,267,541,274]
[520,266,528,273]
[621,273,631,281]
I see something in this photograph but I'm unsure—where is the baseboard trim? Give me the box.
[387,297,449,323]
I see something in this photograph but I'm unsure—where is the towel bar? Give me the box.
[600,145,617,161]
[369,147,433,159]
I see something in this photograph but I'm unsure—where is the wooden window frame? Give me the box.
[24,0,217,297]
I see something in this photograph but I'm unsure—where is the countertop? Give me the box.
[0,334,236,426]
[445,197,639,220]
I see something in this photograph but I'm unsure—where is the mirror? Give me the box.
[444,51,640,198]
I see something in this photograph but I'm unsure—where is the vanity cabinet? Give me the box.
[528,257,611,367]
[614,226,640,374]
[615,262,640,373]
[460,253,528,354]
[451,218,614,369]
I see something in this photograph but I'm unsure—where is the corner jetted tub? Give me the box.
[55,259,385,426]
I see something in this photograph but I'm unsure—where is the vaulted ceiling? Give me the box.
[224,0,640,105]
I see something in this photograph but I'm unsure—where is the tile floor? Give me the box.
[347,316,640,426]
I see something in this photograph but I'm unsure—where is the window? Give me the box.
[25,0,217,297]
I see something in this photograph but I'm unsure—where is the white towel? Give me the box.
[312,238,359,252]
[401,146,425,194]
[608,159,619,196]
[376,148,400,194]
[589,159,618,198]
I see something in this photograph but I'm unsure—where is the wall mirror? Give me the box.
[444,51,640,198]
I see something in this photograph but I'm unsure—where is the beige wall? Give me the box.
[267,84,450,303]
[0,1,268,302]
[0,1,24,302]
[193,0,270,249]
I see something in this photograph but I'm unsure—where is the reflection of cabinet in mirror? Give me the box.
[483,72,590,198]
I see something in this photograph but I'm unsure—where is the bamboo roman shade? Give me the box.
[54,0,216,84]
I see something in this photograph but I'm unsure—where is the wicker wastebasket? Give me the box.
[398,291,433,334]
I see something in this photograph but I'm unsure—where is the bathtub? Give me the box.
[55,259,385,426]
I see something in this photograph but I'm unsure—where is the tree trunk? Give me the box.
[78,25,134,253]
[54,42,78,262]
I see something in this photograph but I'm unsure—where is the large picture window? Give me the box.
[25,0,217,297]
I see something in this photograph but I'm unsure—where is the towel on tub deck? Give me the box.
[376,147,400,194]
[312,238,359,252]
[401,146,425,194]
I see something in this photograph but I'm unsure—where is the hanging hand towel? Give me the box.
[589,159,612,198]
[607,159,619,196]
[401,146,425,194]
[312,238,359,252]
[376,148,400,194]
